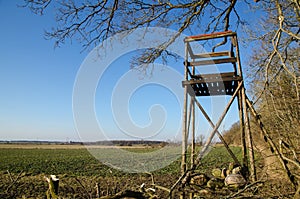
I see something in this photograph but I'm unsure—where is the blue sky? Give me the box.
[0,1,259,142]
[0,0,85,141]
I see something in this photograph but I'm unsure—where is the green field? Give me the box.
[0,145,254,198]
[0,145,243,176]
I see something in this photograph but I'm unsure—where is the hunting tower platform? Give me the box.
[181,31,256,182]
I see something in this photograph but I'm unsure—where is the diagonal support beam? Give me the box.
[192,81,243,169]
[246,95,298,188]
[192,95,241,166]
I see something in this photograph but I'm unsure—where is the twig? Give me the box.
[226,180,264,198]
[6,170,23,192]
[144,172,155,185]
[75,177,91,199]
[6,170,13,182]
[143,172,171,194]
[152,184,170,193]
[279,139,300,187]
[99,190,148,199]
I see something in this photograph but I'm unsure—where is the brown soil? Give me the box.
[0,171,297,199]
[0,172,179,199]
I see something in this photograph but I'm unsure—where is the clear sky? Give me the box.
[0,0,86,141]
[0,1,258,142]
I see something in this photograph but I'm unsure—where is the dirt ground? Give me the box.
[0,170,297,199]
[0,172,179,199]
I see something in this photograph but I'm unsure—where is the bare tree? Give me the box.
[246,0,300,194]
[23,0,298,70]
[247,0,299,148]
[247,0,299,101]
[23,0,248,66]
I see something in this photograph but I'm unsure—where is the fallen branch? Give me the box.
[226,180,264,198]
[75,177,91,199]
[151,184,170,193]
[99,190,148,199]
[6,170,23,192]
[6,170,13,182]
[144,172,155,185]
[144,172,170,193]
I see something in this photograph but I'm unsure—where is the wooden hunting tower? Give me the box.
[181,31,257,181]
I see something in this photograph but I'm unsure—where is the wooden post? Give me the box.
[234,34,249,176]
[246,111,257,181]
[242,87,256,181]
[190,78,195,199]
[191,97,195,167]
[238,90,248,172]
[191,65,196,168]
[180,41,189,199]
[181,43,189,175]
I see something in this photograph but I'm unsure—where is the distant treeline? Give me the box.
[0,140,168,146]
[83,140,167,146]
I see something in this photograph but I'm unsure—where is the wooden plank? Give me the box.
[182,77,242,85]
[192,51,230,59]
[202,87,236,96]
[184,31,236,42]
[191,72,236,79]
[190,57,237,66]
[185,80,240,96]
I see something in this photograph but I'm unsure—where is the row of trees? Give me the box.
[247,0,299,147]
[247,2,299,193]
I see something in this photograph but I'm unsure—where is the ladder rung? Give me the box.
[191,51,231,59]
[189,57,237,66]
[184,31,236,42]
